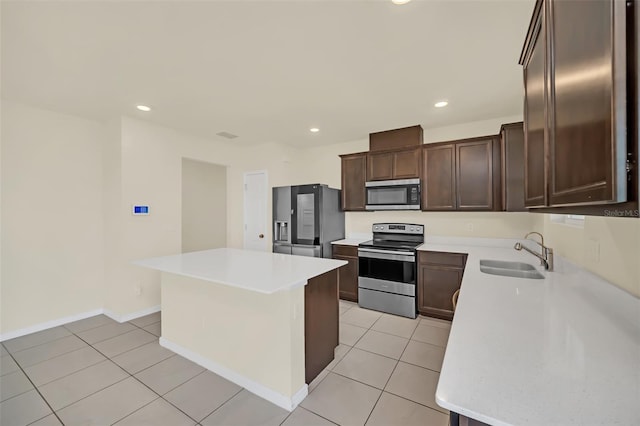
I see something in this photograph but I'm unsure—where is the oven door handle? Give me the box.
[358,248,415,262]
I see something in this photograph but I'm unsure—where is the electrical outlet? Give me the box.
[466,223,474,232]
[134,283,142,296]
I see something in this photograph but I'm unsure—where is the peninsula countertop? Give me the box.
[421,237,640,426]
[133,248,347,294]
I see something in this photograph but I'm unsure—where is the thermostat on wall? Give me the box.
[132,205,150,215]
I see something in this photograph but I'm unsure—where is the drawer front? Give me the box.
[419,251,467,267]
[333,244,358,257]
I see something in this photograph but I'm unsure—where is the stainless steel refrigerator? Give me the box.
[272,184,345,258]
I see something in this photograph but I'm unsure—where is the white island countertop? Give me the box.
[330,238,370,246]
[423,237,640,426]
[133,248,347,294]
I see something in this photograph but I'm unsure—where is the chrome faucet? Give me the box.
[514,232,554,271]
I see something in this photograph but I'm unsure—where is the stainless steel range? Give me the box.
[358,223,424,319]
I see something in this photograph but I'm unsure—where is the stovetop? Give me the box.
[358,239,423,251]
[358,223,425,252]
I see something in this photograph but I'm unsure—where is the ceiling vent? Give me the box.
[216,131,239,139]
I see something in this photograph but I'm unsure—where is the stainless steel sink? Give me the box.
[479,259,544,279]
[479,260,538,271]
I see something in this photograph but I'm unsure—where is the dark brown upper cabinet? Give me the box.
[522,5,547,208]
[456,137,499,210]
[369,125,423,152]
[422,136,501,211]
[501,122,527,211]
[520,0,634,208]
[367,147,420,182]
[340,152,367,211]
[422,144,456,210]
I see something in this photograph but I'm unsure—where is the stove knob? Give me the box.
[410,227,415,231]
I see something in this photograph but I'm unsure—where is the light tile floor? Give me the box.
[0,302,451,425]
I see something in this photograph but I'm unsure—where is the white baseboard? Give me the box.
[104,305,161,323]
[0,308,103,342]
[159,337,307,412]
[1,305,162,342]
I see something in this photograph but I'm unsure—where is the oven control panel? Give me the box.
[371,223,424,235]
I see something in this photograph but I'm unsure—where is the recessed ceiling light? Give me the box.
[392,0,412,4]
[434,101,449,108]
[136,105,151,112]
[310,128,320,133]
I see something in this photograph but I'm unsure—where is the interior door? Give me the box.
[243,171,269,251]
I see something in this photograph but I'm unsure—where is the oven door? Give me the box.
[357,248,416,284]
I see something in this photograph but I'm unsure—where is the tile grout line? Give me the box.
[6,313,195,425]
[338,307,451,424]
[25,351,107,388]
[191,386,244,425]
[128,319,161,334]
[279,406,339,426]
[382,388,450,417]
[45,325,172,421]
[81,323,157,346]
[383,318,450,416]
[51,375,132,414]
[65,330,200,425]
[3,329,75,357]
[106,396,165,426]
[2,348,66,425]
[361,322,412,426]
[49,331,148,411]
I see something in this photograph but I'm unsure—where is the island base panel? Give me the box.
[304,269,339,384]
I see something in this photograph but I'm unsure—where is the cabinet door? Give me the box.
[393,148,421,179]
[422,144,456,210]
[523,11,547,207]
[548,0,627,205]
[341,154,367,211]
[417,264,462,320]
[456,139,494,210]
[335,255,358,302]
[501,123,526,212]
[367,152,394,181]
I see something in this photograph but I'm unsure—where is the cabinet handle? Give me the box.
[259,234,264,239]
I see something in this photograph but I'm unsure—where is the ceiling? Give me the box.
[1,0,535,147]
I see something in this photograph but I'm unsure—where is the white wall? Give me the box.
[1,101,105,333]
[2,102,636,335]
[103,117,303,318]
[540,215,640,297]
[423,115,522,143]
[181,158,227,252]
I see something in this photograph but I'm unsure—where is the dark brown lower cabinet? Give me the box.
[417,251,467,320]
[332,244,358,302]
[304,269,339,384]
[450,412,490,426]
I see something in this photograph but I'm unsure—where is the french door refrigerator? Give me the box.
[272,184,345,258]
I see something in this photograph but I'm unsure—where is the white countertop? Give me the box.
[133,248,347,294]
[427,237,640,426]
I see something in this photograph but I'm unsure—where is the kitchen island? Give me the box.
[133,248,346,411]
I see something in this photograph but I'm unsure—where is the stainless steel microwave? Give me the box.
[365,178,421,210]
